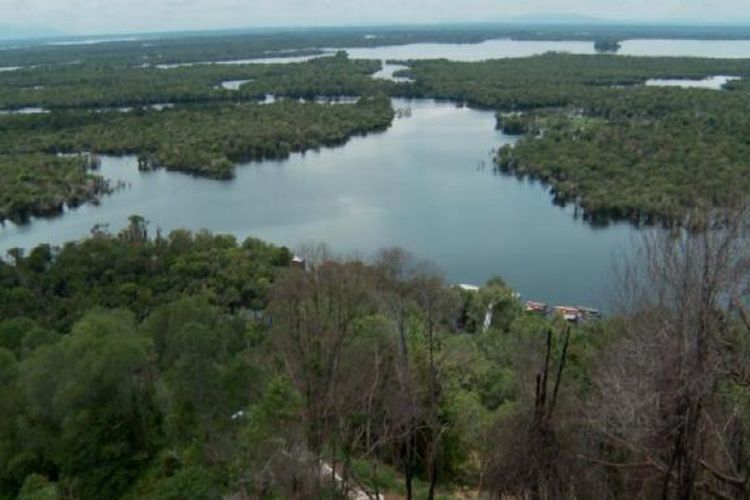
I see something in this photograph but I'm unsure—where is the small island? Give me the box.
[594,39,622,53]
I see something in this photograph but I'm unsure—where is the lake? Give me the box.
[153,40,599,69]
[372,63,414,83]
[0,98,638,310]
[5,37,744,310]
[155,53,333,69]
[0,107,49,115]
[220,79,253,90]
[645,75,740,89]
[619,39,750,58]
[342,39,598,60]
[148,38,750,73]
[341,38,750,61]
[9,37,750,75]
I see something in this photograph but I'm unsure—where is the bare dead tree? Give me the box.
[373,248,423,500]
[592,204,750,499]
[329,313,406,500]
[270,250,452,500]
[269,259,378,477]
[484,327,574,500]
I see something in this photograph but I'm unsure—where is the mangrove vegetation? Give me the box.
[407,54,750,224]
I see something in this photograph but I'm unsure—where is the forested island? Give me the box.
[593,39,621,52]
[406,54,750,225]
[0,52,402,222]
[3,37,750,225]
[0,154,108,224]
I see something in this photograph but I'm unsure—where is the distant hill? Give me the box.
[506,13,616,25]
[505,14,750,27]
[0,24,66,40]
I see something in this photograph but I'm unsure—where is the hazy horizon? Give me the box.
[3,0,750,37]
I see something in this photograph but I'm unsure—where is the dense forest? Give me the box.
[0,53,387,110]
[0,95,394,220]
[0,52,398,222]
[0,154,108,224]
[406,54,750,224]
[5,45,750,224]
[493,99,750,225]
[0,95,394,179]
[6,32,750,225]
[0,210,749,499]
[2,31,750,498]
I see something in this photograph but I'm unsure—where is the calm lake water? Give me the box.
[0,107,49,115]
[342,38,750,61]
[83,38,750,75]
[0,99,637,310]
[220,79,253,90]
[342,39,597,60]
[645,75,739,89]
[45,37,145,46]
[372,63,414,83]
[156,53,333,69]
[619,39,750,58]
[4,37,745,309]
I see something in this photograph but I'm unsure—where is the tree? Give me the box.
[120,215,149,244]
[143,297,248,462]
[411,269,458,500]
[591,205,750,499]
[374,248,423,500]
[17,474,59,500]
[232,377,313,499]
[20,310,161,499]
[483,328,578,499]
[269,259,377,464]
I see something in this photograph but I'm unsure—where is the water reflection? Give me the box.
[0,98,636,310]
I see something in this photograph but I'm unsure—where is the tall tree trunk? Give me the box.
[404,436,414,500]
[428,446,439,500]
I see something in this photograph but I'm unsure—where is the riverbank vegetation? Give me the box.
[1,94,394,180]
[0,53,394,222]
[0,154,108,224]
[5,40,750,226]
[494,103,750,225]
[0,93,393,221]
[1,210,749,499]
[4,24,750,68]
[594,39,622,52]
[408,53,750,225]
[0,52,386,110]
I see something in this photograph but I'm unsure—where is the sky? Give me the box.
[2,0,750,36]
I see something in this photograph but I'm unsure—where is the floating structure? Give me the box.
[458,283,480,293]
[555,306,583,322]
[455,284,601,329]
[291,256,307,270]
[525,301,549,314]
[526,301,601,323]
